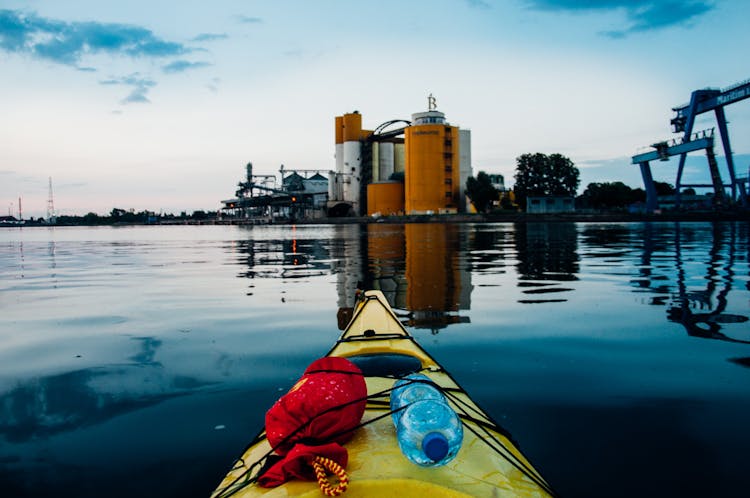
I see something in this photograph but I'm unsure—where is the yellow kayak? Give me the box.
[212,290,555,497]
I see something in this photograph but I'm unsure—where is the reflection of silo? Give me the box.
[367,223,406,309]
[405,223,462,313]
[333,224,364,309]
[342,112,362,210]
[379,142,394,180]
[405,111,460,214]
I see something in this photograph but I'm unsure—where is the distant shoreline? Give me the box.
[285,211,750,225]
[3,210,748,228]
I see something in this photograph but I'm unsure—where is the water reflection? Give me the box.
[233,237,331,280]
[357,224,471,331]
[514,223,579,304]
[227,222,748,341]
[638,222,749,344]
[376,224,471,330]
[230,224,474,332]
[3,223,749,498]
[0,337,208,444]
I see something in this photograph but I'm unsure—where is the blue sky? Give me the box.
[1,0,749,217]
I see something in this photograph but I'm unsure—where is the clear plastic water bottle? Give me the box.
[390,373,446,425]
[391,375,463,467]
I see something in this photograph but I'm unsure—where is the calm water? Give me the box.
[1,222,749,497]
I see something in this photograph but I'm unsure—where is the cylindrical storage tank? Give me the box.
[379,142,395,180]
[335,116,344,144]
[336,143,344,176]
[328,171,336,200]
[367,181,405,216]
[342,112,362,142]
[458,129,472,213]
[394,143,405,173]
[404,124,459,214]
[343,141,361,205]
[342,112,363,209]
[372,142,380,182]
[335,116,344,175]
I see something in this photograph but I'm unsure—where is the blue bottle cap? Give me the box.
[422,432,449,462]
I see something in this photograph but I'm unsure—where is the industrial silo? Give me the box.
[366,181,404,216]
[378,141,395,180]
[404,110,460,214]
[342,112,362,211]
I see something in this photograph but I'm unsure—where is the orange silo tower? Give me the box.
[404,103,460,214]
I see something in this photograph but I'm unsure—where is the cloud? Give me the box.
[206,77,221,94]
[0,9,189,66]
[162,59,212,74]
[191,33,228,42]
[523,0,715,37]
[100,74,156,104]
[236,15,263,24]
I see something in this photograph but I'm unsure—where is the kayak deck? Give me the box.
[212,291,554,497]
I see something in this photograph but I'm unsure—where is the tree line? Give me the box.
[36,208,219,226]
[465,152,678,212]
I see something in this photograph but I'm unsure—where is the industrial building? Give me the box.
[221,97,474,219]
[329,97,473,217]
[221,163,329,220]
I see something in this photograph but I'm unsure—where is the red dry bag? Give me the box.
[258,356,366,488]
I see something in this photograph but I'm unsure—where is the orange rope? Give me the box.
[312,456,349,496]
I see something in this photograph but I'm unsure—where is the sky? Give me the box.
[1,0,749,218]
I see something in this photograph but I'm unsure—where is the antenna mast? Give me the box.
[47,177,56,223]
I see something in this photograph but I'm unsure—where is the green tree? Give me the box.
[654,181,675,196]
[465,171,499,213]
[513,153,579,210]
[579,182,640,209]
[82,212,103,225]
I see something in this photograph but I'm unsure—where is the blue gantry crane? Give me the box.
[633,79,750,211]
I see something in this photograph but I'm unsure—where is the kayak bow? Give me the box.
[212,290,555,497]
